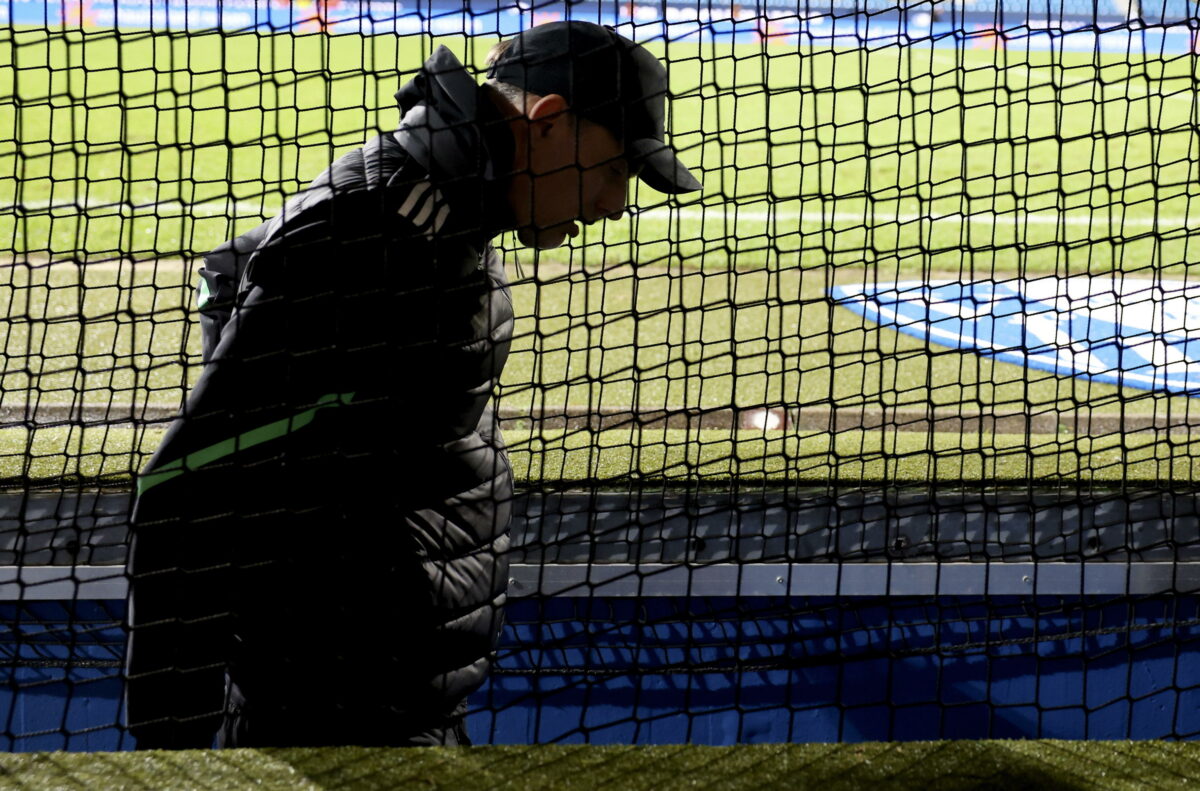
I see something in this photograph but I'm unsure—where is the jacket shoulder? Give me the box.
[274,133,463,242]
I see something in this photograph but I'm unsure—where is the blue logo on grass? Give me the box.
[830,278,1200,396]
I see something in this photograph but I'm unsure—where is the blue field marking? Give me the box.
[831,278,1200,397]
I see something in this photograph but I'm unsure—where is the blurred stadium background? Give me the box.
[1,0,1200,763]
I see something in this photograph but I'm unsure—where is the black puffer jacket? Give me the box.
[126,47,516,748]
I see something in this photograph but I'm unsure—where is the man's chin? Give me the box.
[516,219,580,250]
[517,224,575,250]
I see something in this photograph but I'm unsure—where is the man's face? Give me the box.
[512,108,633,250]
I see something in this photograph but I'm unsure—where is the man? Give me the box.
[125,20,701,749]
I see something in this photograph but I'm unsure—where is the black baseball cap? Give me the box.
[486,21,702,194]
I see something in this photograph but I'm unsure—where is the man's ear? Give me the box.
[527,94,571,138]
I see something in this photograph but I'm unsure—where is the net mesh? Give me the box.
[1,0,1199,751]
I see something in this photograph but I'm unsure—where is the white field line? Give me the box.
[2,199,1198,229]
[636,209,1198,228]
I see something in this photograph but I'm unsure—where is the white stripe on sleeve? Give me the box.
[397,181,431,217]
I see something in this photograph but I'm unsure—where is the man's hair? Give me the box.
[485,38,537,113]
[485,37,517,66]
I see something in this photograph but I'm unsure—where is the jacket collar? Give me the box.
[392,47,515,243]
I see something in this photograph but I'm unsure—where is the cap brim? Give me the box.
[629,138,702,194]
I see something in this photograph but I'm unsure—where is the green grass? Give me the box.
[1,259,1193,420]
[5,27,1200,484]
[3,28,1200,274]
[8,425,1200,488]
[0,743,1196,790]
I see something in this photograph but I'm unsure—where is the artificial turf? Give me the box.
[0,742,1196,790]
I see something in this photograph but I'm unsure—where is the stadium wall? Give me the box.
[3,0,1196,53]
[2,594,1197,750]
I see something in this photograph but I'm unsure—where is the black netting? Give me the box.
[1,0,1199,751]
